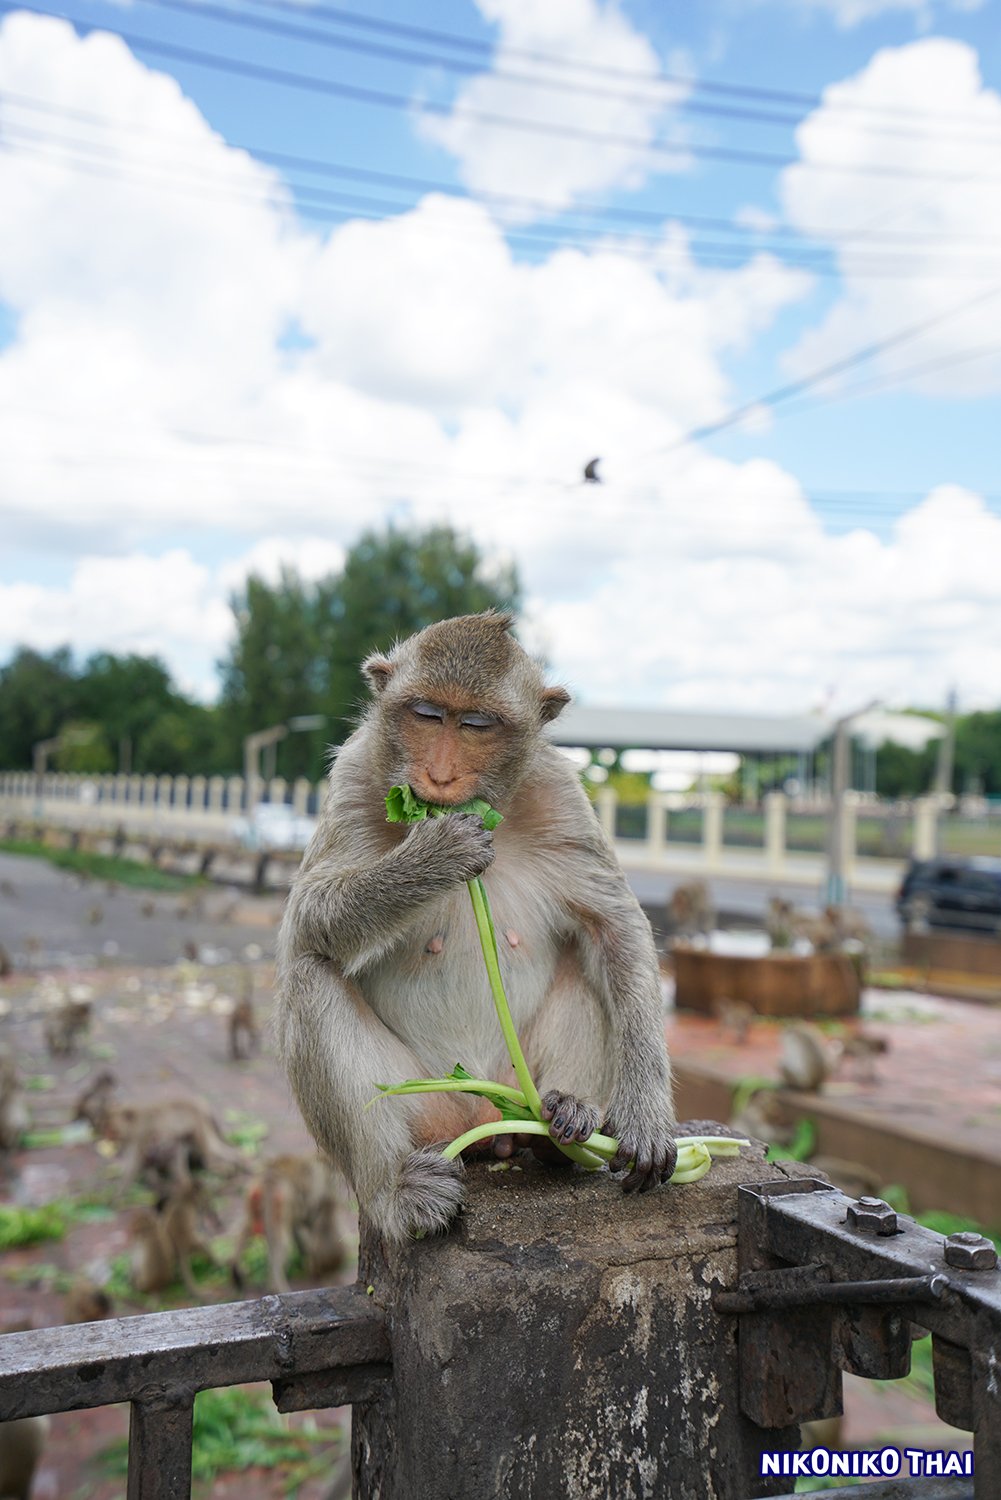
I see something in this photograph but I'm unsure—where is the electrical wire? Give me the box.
[6,3,1001,186]
[5,87,1001,252]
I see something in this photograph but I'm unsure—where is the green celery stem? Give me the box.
[467,876,544,1120]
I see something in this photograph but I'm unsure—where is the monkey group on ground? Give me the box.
[275,611,678,1245]
[765,896,871,955]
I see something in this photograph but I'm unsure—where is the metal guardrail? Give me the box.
[0,1182,997,1498]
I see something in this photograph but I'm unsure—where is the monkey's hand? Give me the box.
[405,812,495,885]
[604,1111,678,1194]
[540,1089,601,1148]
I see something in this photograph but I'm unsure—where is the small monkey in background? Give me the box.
[231,1155,348,1294]
[44,996,92,1057]
[129,1184,215,1298]
[0,1044,29,1152]
[228,972,259,1062]
[276,611,676,1245]
[779,1023,834,1093]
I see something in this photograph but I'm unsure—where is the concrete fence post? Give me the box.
[594,786,617,842]
[763,792,786,874]
[292,778,311,815]
[353,1146,800,1500]
[703,792,724,871]
[645,791,669,856]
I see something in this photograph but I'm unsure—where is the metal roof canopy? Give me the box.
[547,706,830,756]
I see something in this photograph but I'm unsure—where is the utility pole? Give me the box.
[933,687,957,802]
[243,716,326,817]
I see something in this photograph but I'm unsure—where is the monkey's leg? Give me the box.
[277,956,471,1245]
[520,965,613,1159]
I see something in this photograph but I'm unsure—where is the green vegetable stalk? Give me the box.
[381,785,746,1183]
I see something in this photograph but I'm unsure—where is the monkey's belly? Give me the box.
[360,889,565,1081]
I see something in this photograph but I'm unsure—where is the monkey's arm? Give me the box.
[557,840,676,1193]
[286,812,493,976]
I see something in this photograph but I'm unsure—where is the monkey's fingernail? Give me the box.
[552,1116,565,1133]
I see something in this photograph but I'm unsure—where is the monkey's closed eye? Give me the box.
[411,702,445,722]
[459,712,497,730]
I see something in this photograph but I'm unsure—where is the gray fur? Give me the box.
[275,613,675,1243]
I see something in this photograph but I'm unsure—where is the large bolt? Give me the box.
[846,1196,898,1237]
[944,1231,998,1271]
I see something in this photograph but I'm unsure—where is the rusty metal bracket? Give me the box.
[727,1178,1001,1500]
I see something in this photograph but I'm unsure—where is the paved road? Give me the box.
[624,865,900,940]
[0,848,902,972]
[0,851,283,970]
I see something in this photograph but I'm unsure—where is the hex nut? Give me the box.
[944,1231,998,1271]
[846,1197,898,1237]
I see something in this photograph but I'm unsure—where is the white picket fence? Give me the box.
[0,771,953,892]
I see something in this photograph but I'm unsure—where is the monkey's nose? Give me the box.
[427,771,457,789]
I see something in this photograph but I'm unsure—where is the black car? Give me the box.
[896,856,1001,936]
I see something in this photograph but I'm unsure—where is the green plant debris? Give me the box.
[223,1112,269,1153]
[0,838,202,892]
[765,1117,817,1163]
[0,1203,67,1248]
[25,1074,56,1092]
[381,785,748,1185]
[23,1121,94,1149]
[100,1386,341,1485]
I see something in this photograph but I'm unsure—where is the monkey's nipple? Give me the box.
[425,935,445,955]
[504,929,521,948]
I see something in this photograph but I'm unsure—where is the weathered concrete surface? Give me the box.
[353,1131,808,1500]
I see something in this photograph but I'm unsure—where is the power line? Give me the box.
[7,3,1001,186]
[234,0,1001,131]
[131,0,1001,151]
[7,124,1000,283]
[5,87,1001,252]
[652,284,1001,456]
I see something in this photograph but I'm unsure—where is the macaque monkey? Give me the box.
[276,611,676,1246]
[779,1023,834,1093]
[765,896,795,950]
[76,1072,246,1186]
[711,996,754,1044]
[667,880,714,941]
[43,997,92,1057]
[129,1186,214,1298]
[0,1044,29,1152]
[834,1031,888,1086]
[0,943,12,979]
[140,898,156,918]
[231,1155,349,1294]
[228,974,259,1062]
[0,1322,48,1500]
[63,1279,112,1325]
[86,904,104,926]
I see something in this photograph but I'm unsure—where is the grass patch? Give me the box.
[0,1203,67,1248]
[0,838,200,892]
[101,1386,341,1489]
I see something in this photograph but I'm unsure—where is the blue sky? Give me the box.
[1,0,1000,711]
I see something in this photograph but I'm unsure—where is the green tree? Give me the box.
[0,647,79,768]
[321,524,521,741]
[75,652,180,772]
[954,711,1001,796]
[52,720,114,774]
[216,525,522,777]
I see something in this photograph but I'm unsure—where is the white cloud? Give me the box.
[416,0,686,216]
[799,0,983,29]
[780,39,1001,395]
[1,13,1000,720]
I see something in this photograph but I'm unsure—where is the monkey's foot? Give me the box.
[605,1119,678,1194]
[394,1145,465,1242]
[539,1090,602,1148]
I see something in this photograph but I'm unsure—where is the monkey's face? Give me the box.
[396,695,518,806]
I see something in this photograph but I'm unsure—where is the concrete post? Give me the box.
[292,778,311,815]
[645,792,669,857]
[841,793,857,885]
[353,1146,799,1500]
[763,792,786,874]
[913,796,938,861]
[594,787,617,842]
[703,793,724,871]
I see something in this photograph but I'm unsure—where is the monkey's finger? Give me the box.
[659,1137,679,1183]
[623,1152,654,1192]
[539,1090,561,1121]
[609,1135,637,1174]
[493,1135,514,1159]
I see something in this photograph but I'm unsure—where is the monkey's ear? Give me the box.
[540,685,571,723]
[362,654,394,694]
